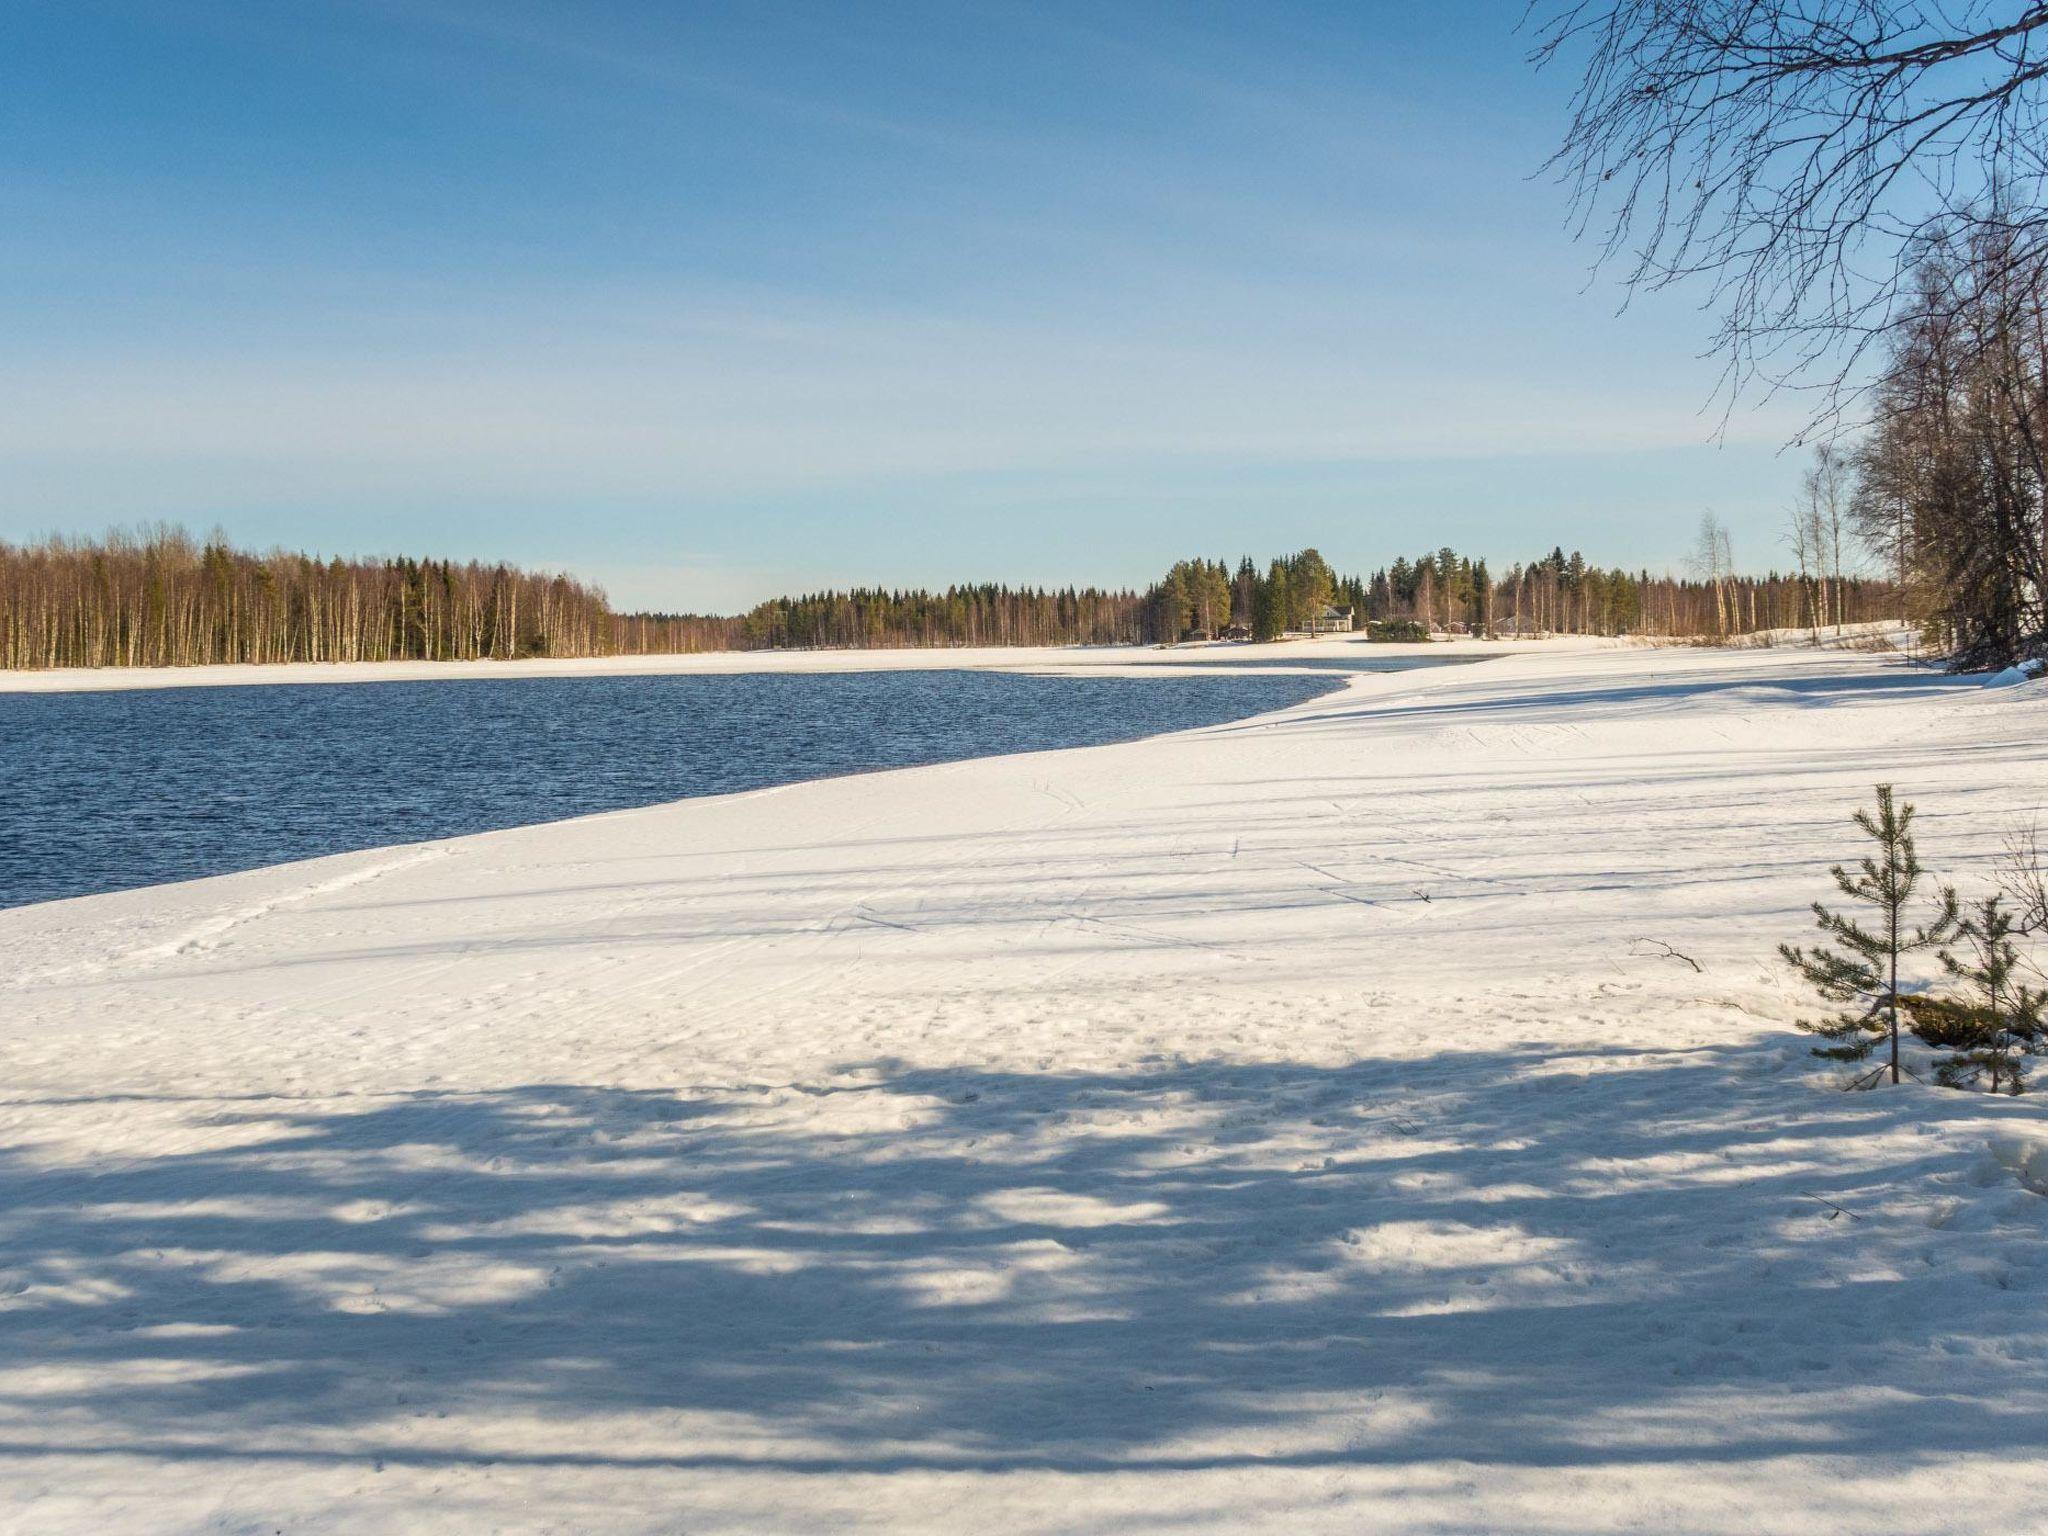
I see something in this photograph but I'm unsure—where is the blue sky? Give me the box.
[2,0,1811,612]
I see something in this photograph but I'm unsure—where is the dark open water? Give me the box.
[0,667,1332,909]
[0,657,1483,909]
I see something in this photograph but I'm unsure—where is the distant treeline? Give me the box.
[1,530,636,669]
[1149,546,1898,641]
[1,528,1898,671]
[1371,544,1898,639]
[691,584,1150,651]
[0,530,1149,668]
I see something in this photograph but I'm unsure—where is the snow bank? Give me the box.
[1989,1131,2048,1194]
[0,632,1535,692]
[1983,655,2047,687]
[1,641,2044,1534]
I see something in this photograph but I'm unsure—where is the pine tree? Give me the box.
[1779,784,1959,1086]
[1916,895,2048,1094]
[1287,548,1335,629]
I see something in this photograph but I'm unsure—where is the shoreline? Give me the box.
[0,633,1561,693]
[1,660,1365,914]
[3,639,2044,1534]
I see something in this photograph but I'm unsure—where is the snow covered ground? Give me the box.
[0,633,1503,691]
[2,639,2045,1534]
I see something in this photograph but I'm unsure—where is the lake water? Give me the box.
[0,665,1426,909]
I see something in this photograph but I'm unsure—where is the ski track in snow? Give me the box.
[9,845,452,987]
[0,637,2045,1534]
[132,845,454,961]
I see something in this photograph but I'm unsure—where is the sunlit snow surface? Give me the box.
[1,638,2044,1534]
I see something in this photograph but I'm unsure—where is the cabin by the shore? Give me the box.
[1302,606,1355,635]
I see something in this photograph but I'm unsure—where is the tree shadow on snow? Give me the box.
[1226,662,1979,738]
[0,1044,2040,1477]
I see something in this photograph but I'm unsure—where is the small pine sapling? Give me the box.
[1922,895,2048,1095]
[1779,784,1959,1086]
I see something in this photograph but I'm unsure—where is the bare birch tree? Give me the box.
[1534,1,2048,412]
[1692,512,1737,633]
[1789,485,1826,640]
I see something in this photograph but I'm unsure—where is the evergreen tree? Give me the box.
[1233,557,1257,628]
[1387,556,1414,616]
[1253,561,1290,641]
[1780,784,1959,1085]
[1287,548,1336,628]
[1433,547,1461,627]
[1368,567,1394,620]
[1917,895,2048,1094]
[1196,560,1232,634]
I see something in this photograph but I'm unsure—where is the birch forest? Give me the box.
[1,530,643,669]
[0,529,1152,668]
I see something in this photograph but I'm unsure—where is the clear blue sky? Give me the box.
[2,0,1812,612]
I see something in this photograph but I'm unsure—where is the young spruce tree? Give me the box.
[1780,784,1959,1086]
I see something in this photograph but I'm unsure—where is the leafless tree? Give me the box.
[1691,511,1738,631]
[2002,821,2048,941]
[1808,442,1860,628]
[1533,1,2048,414]
[1789,479,1827,639]
[1845,231,2048,662]
[1851,415,1924,623]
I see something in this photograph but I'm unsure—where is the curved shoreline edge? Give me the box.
[0,633,1549,692]
[2,662,1361,913]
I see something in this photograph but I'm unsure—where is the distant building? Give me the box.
[1304,606,1355,635]
[1220,623,1253,641]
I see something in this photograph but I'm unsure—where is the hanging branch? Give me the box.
[1532,1,2048,423]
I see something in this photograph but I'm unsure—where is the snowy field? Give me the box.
[2,639,2045,1534]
